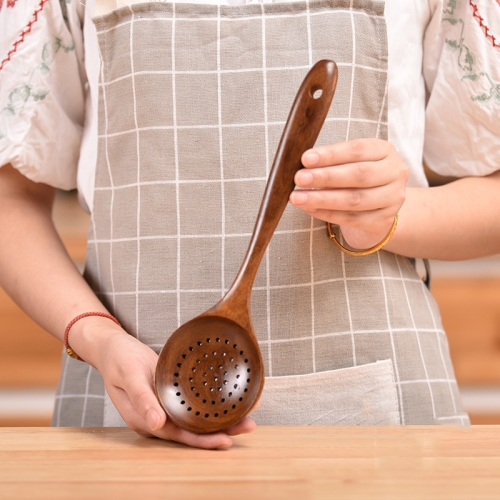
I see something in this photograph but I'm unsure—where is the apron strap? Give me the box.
[409,258,431,289]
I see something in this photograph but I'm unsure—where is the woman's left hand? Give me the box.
[289,138,409,250]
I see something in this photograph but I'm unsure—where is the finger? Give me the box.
[290,184,402,213]
[106,385,155,438]
[223,416,257,436]
[121,369,167,432]
[295,161,398,190]
[301,139,391,168]
[300,207,395,231]
[154,421,234,450]
[109,383,235,448]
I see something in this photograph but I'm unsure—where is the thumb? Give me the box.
[125,371,167,432]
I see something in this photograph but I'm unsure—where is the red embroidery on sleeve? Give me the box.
[7,0,20,8]
[0,0,50,71]
[470,0,500,48]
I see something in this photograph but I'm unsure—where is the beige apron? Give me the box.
[52,0,469,428]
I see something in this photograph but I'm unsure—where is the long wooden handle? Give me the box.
[225,60,338,308]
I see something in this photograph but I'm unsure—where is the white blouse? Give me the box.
[0,0,499,212]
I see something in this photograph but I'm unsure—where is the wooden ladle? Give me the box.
[155,60,338,434]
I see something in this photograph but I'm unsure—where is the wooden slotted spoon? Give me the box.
[155,60,338,433]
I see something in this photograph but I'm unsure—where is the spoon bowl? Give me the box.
[155,315,262,433]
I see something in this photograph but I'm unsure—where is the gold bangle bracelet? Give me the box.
[327,214,398,257]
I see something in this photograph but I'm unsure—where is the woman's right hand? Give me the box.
[69,316,257,449]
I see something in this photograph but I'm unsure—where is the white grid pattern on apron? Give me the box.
[52,0,469,427]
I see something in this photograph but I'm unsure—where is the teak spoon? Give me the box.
[155,59,338,434]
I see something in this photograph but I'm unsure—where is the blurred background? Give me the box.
[1,168,499,426]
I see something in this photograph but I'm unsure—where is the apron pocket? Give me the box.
[252,359,400,426]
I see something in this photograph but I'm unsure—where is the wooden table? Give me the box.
[1,426,499,499]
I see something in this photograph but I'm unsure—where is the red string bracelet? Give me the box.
[64,312,121,362]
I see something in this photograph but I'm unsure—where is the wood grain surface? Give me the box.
[0,426,499,499]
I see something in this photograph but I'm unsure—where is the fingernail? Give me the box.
[296,171,313,186]
[304,151,319,165]
[146,409,160,431]
[291,191,308,205]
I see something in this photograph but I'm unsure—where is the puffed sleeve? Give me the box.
[0,0,86,189]
[423,0,500,177]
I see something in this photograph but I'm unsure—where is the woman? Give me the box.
[0,0,499,448]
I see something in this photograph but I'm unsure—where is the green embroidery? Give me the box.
[40,37,75,74]
[443,0,459,17]
[442,0,500,105]
[472,72,500,103]
[2,84,49,116]
[0,34,75,138]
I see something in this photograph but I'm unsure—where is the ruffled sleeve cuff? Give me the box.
[423,0,500,178]
[0,0,86,189]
